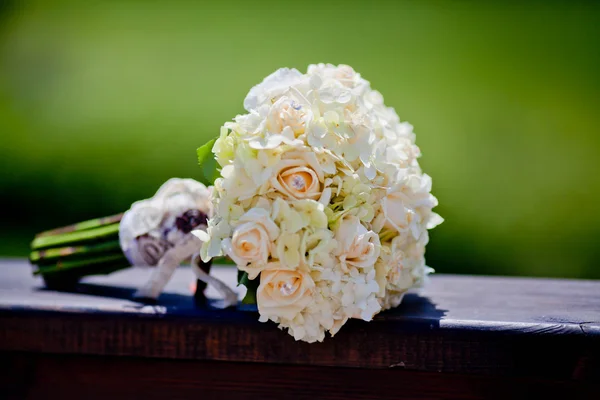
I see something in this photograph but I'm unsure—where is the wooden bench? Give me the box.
[1,259,599,399]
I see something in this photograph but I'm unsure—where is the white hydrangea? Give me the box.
[199,64,442,343]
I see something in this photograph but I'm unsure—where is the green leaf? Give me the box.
[242,288,257,305]
[196,138,219,186]
[196,138,215,164]
[238,271,260,305]
[238,270,248,286]
[212,256,236,266]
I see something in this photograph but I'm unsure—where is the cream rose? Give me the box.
[335,215,380,271]
[221,208,279,278]
[270,152,324,200]
[257,266,315,320]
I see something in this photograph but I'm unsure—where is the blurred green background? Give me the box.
[1,0,599,278]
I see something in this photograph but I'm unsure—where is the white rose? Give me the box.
[244,68,306,111]
[244,100,305,150]
[270,151,324,200]
[221,208,279,279]
[257,266,315,320]
[307,63,361,88]
[387,236,415,289]
[334,215,380,271]
[381,190,418,235]
[267,96,309,135]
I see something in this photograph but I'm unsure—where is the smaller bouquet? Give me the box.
[30,178,236,306]
[197,64,442,342]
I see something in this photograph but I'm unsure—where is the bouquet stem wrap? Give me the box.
[30,214,129,289]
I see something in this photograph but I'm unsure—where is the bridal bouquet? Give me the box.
[196,64,442,342]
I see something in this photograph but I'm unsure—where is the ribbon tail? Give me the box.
[133,235,200,300]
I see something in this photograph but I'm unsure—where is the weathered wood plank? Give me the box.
[0,259,599,381]
[2,353,598,400]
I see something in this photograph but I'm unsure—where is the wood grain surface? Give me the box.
[1,259,599,383]
[1,353,598,400]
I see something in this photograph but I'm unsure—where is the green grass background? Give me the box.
[1,0,599,278]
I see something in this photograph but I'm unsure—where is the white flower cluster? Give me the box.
[120,178,212,267]
[198,64,442,342]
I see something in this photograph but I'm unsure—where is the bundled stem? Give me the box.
[30,214,131,289]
